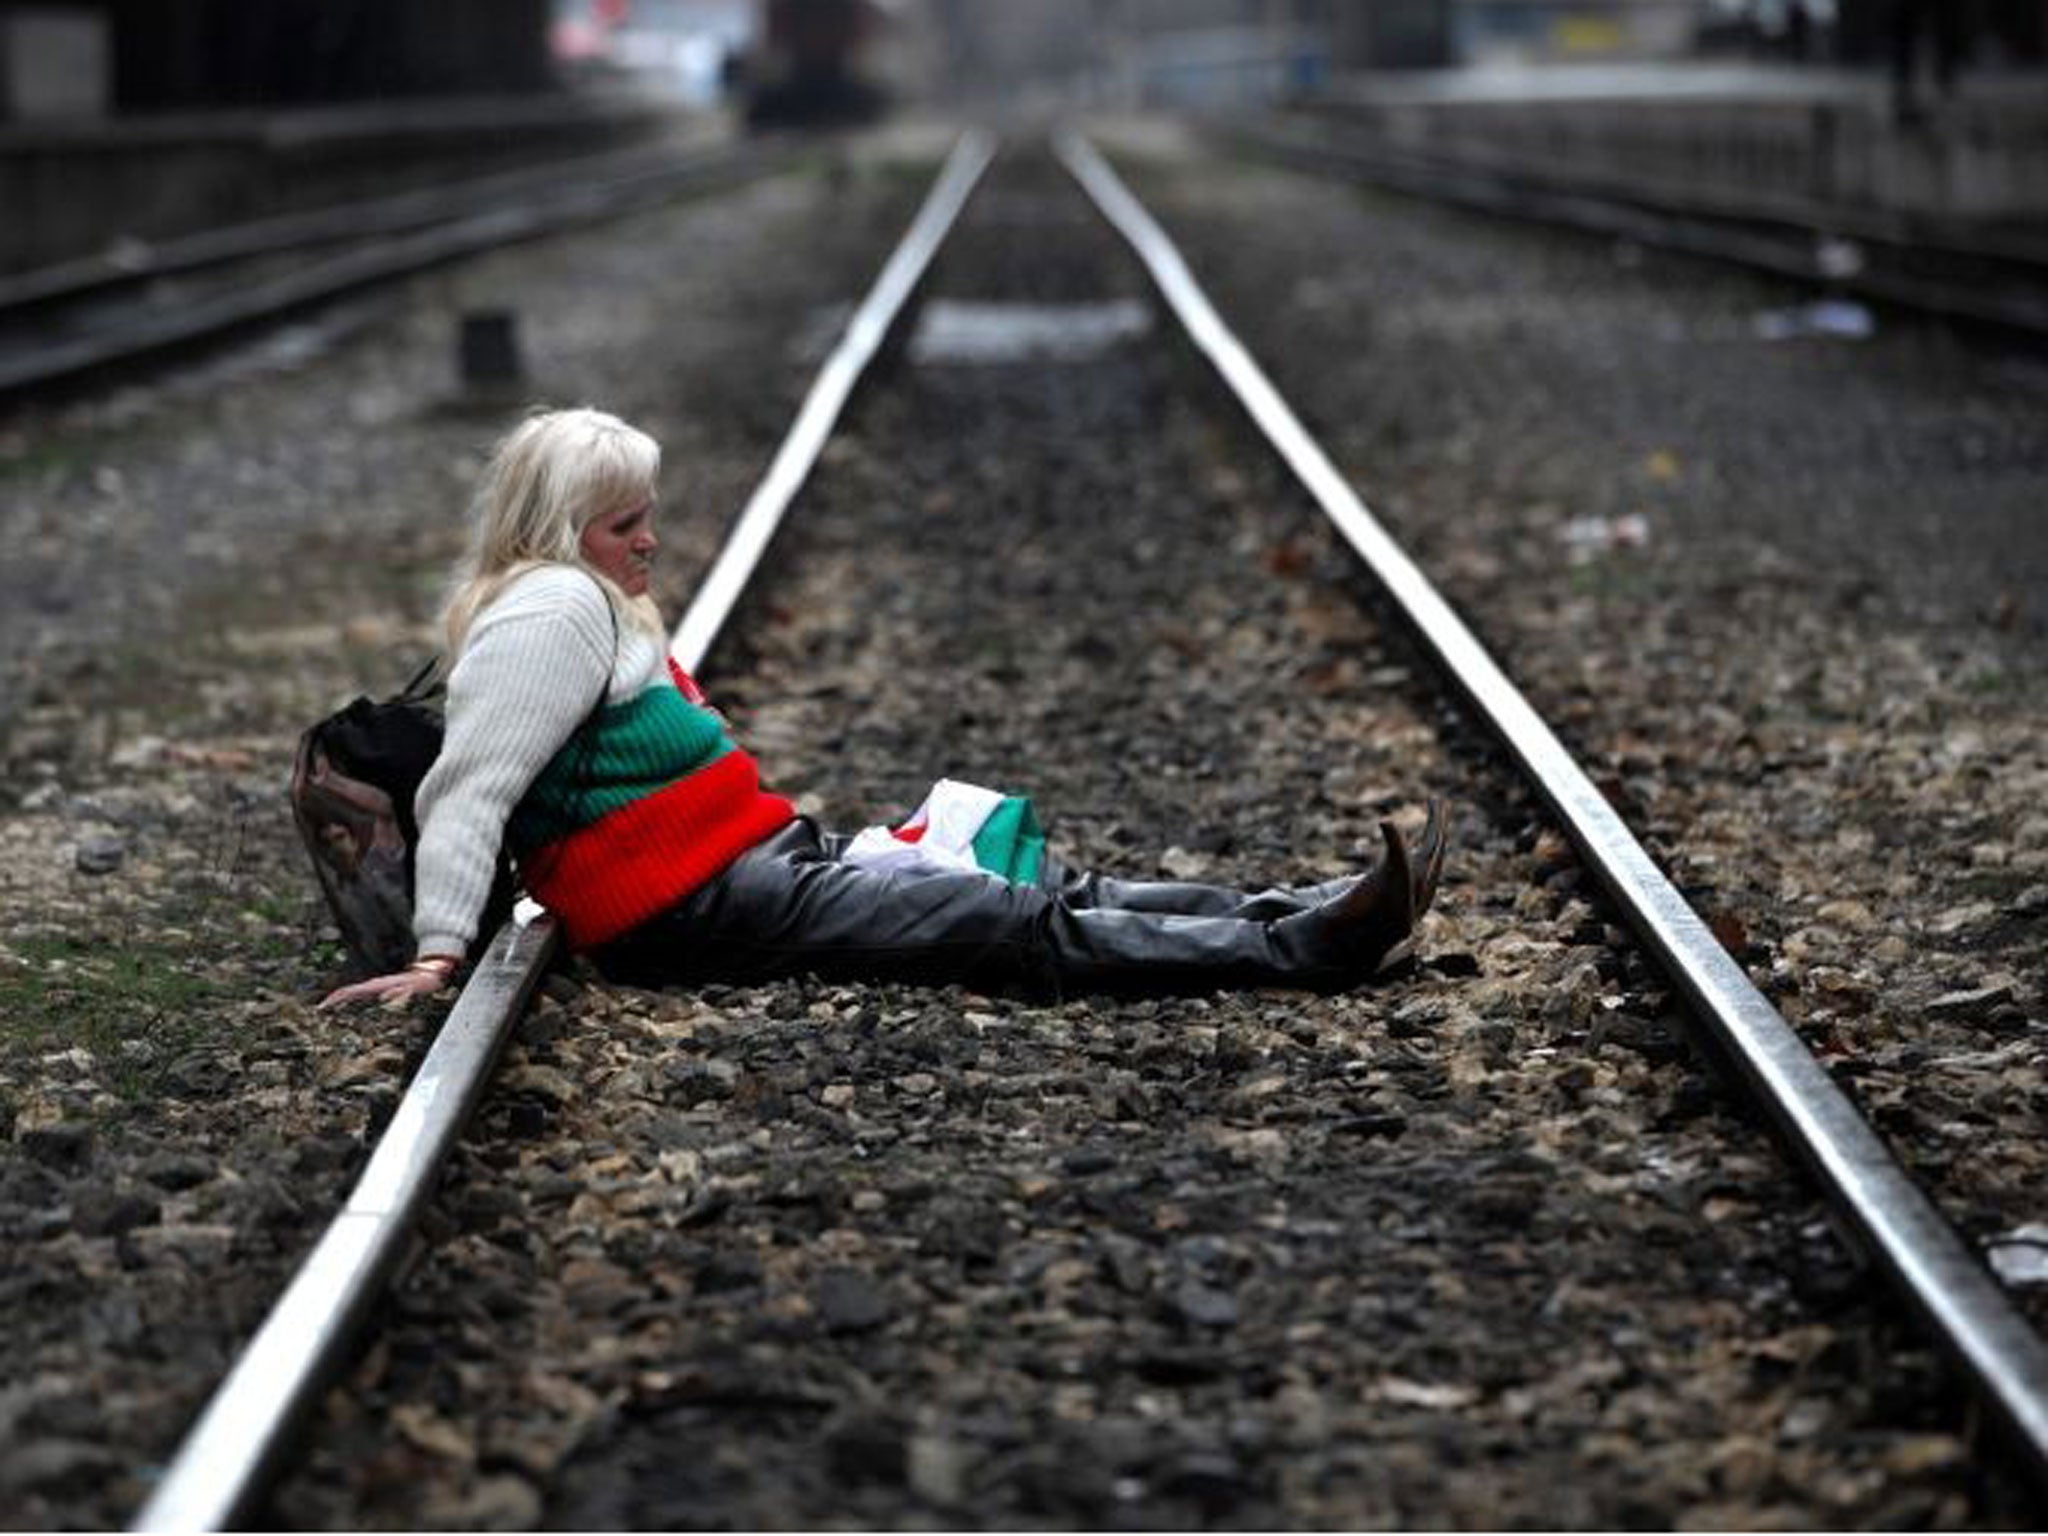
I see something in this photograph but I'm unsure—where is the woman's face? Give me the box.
[580,496,659,597]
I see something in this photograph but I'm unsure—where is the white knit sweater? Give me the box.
[411,566,667,959]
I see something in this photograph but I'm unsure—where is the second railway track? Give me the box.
[55,124,2048,1527]
[0,133,788,400]
[1217,113,2048,340]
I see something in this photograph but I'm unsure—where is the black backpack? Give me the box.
[290,661,516,976]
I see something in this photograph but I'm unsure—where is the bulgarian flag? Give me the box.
[843,778,1046,885]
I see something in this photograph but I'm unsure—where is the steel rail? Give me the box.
[1243,110,2048,265]
[1215,118,2048,338]
[0,137,731,314]
[131,126,997,1534]
[1057,128,2048,1492]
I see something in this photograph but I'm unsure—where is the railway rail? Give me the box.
[130,126,2047,1528]
[1218,114,2048,339]
[130,126,998,1534]
[0,134,784,400]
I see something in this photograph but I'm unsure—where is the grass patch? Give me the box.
[0,934,223,1101]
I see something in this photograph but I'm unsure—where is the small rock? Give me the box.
[814,1266,892,1333]
[2,1437,120,1494]
[1062,1146,1117,1176]
[1591,1012,1687,1065]
[1135,1346,1228,1384]
[502,1062,578,1108]
[1808,968,1875,1014]
[20,781,63,812]
[820,1083,855,1109]
[908,1432,968,1506]
[664,1057,739,1106]
[1881,1434,1967,1477]
[1386,999,1437,1039]
[164,1050,232,1099]
[20,1122,92,1173]
[139,1151,216,1191]
[71,1186,161,1238]
[540,972,586,1004]
[1530,830,1576,880]
[1097,1233,1150,1294]
[1172,1280,1239,1329]
[1780,1398,1830,1441]
[1985,1224,2048,1287]
[108,735,165,769]
[1707,1435,1775,1497]
[695,1251,763,1294]
[128,1223,235,1267]
[894,1072,939,1097]
[515,1003,571,1049]
[392,1403,476,1463]
[1929,902,1996,936]
[3,1200,72,1240]
[455,1474,543,1531]
[74,831,127,875]
[1329,1111,1406,1139]
[291,1135,358,1175]
[1926,983,2015,1022]
[826,1415,907,1483]
[1160,1451,1249,1512]
[1815,899,1877,931]
[506,1100,549,1139]
[2010,884,2048,917]
[452,1184,523,1229]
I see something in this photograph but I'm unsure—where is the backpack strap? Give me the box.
[398,655,441,702]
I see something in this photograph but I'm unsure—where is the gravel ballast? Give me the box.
[285,144,2031,1528]
[0,134,934,1531]
[1,121,2042,1529]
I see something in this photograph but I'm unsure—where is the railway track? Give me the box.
[1217,114,2048,339]
[0,133,783,400]
[132,128,2047,1528]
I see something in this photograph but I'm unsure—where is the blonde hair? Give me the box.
[443,407,666,653]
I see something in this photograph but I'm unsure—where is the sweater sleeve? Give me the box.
[411,571,617,958]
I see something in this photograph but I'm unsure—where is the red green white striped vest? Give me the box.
[506,661,794,948]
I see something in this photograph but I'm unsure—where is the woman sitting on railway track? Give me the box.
[321,407,1448,1009]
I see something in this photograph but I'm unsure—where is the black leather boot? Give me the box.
[1268,818,1421,977]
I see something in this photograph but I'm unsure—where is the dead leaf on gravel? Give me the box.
[1707,911,1750,958]
[390,1404,476,1465]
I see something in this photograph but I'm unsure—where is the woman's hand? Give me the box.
[319,956,459,1010]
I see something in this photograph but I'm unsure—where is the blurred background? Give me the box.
[2,0,2045,274]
